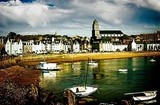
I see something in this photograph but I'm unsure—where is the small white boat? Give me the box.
[65,58,98,97]
[149,59,156,62]
[124,90,157,101]
[37,61,61,70]
[88,60,98,66]
[117,69,128,72]
[65,85,98,97]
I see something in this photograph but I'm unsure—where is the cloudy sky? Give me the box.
[0,0,159,36]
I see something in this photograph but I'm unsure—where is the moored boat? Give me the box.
[149,59,156,62]
[65,85,98,97]
[36,61,61,70]
[64,58,98,97]
[117,69,128,72]
[124,90,157,101]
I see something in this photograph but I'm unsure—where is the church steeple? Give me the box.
[92,19,100,39]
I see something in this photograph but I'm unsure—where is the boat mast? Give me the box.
[85,58,89,88]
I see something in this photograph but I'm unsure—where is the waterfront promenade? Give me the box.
[1,51,160,68]
[16,51,160,65]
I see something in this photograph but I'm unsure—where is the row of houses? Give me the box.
[0,20,160,56]
[2,33,91,55]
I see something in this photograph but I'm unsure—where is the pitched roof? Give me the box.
[100,30,123,34]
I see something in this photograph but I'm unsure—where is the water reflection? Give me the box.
[40,70,60,90]
[39,56,159,102]
[91,65,105,80]
[41,70,57,79]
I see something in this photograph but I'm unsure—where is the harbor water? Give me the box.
[39,56,160,103]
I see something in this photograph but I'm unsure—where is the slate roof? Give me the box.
[100,30,123,34]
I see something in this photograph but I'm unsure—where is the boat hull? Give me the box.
[37,62,61,70]
[117,69,128,72]
[125,90,157,101]
[66,85,98,97]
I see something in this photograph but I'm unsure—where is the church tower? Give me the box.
[92,19,100,39]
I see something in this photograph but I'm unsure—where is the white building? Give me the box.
[23,40,33,53]
[147,43,160,51]
[73,40,80,52]
[63,42,71,53]
[100,41,112,52]
[51,39,63,52]
[100,41,127,52]
[131,39,136,51]
[32,41,45,54]
[136,44,144,51]
[5,39,23,55]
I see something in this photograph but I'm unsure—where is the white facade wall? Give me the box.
[5,39,23,55]
[136,44,144,51]
[52,42,63,52]
[100,42,112,52]
[32,44,39,53]
[100,42,127,52]
[59,43,64,51]
[17,40,23,54]
[54,44,59,51]
[73,43,80,52]
[51,43,54,51]
[147,43,160,51]
[41,42,46,53]
[112,45,118,51]
[52,37,55,42]
[46,44,51,52]
[112,45,127,51]
[63,44,68,52]
[11,42,18,55]
[32,41,45,54]
[5,39,11,55]
[131,39,136,51]
[63,44,71,53]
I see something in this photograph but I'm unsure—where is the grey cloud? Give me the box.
[0,0,159,36]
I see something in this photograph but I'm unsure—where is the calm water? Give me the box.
[39,56,160,103]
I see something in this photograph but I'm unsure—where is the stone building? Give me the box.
[91,19,127,52]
